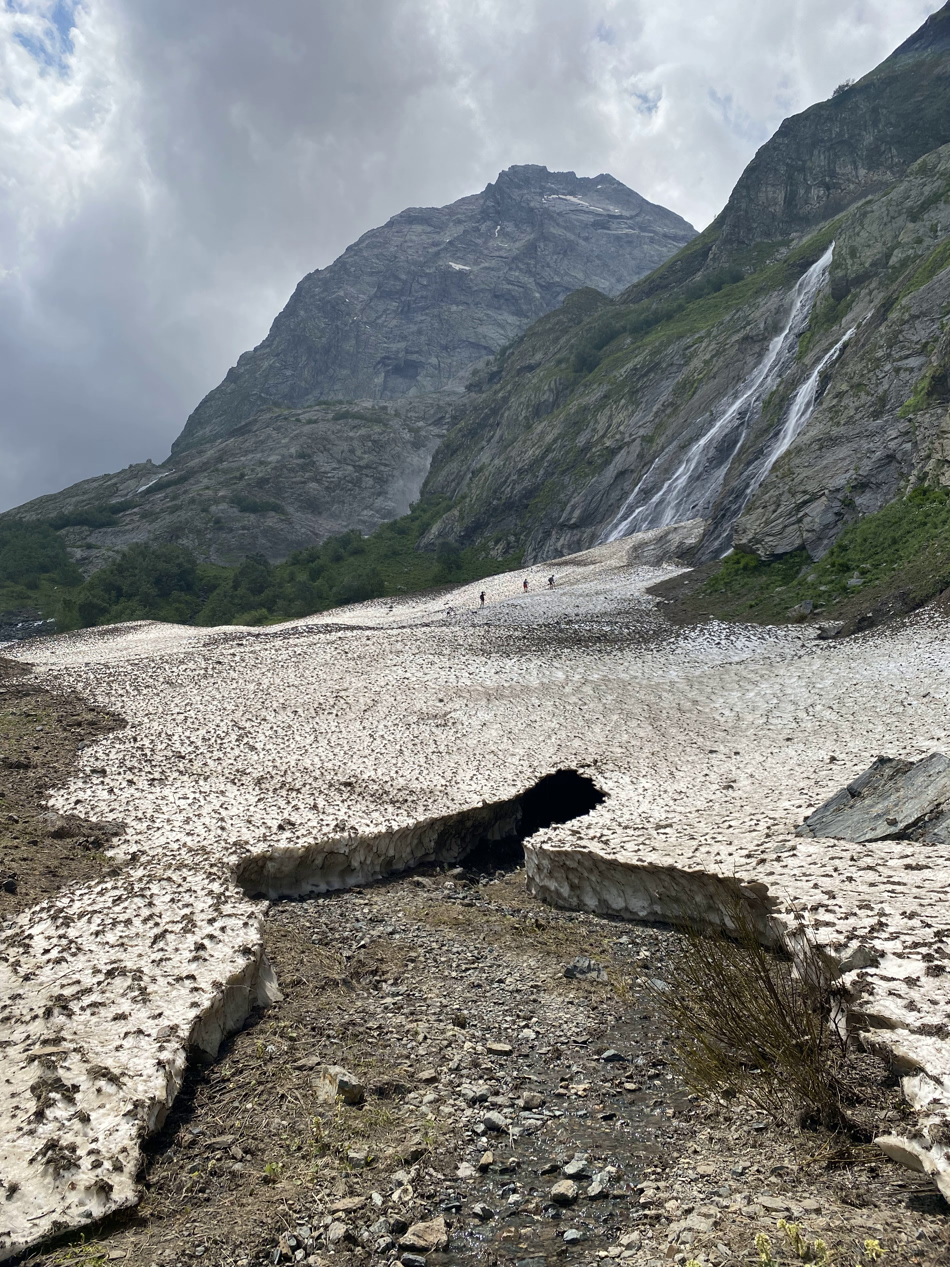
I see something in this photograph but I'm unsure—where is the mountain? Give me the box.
[1,167,694,570]
[175,165,696,455]
[417,4,950,569]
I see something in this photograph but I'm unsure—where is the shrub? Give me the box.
[645,901,865,1134]
[332,567,385,606]
[230,494,286,515]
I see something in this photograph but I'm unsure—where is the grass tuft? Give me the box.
[643,902,867,1135]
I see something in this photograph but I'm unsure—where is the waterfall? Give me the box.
[736,323,857,509]
[602,244,835,543]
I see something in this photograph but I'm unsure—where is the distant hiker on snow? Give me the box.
[479,591,485,606]
[523,578,529,592]
[548,576,555,588]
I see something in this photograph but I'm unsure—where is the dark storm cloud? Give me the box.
[0,0,939,508]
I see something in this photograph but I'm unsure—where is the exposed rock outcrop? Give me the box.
[175,165,696,454]
[796,752,950,844]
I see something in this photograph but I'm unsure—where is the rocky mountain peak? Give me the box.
[171,166,695,457]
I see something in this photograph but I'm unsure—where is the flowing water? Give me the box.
[736,323,858,511]
[602,245,836,544]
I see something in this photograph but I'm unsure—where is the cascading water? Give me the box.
[736,323,858,510]
[602,244,836,544]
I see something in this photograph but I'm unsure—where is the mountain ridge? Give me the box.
[415,3,950,573]
[1,165,694,571]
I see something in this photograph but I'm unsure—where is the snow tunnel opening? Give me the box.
[459,768,606,873]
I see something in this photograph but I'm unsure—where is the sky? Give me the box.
[0,0,940,511]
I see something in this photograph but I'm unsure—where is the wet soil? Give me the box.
[19,862,950,1267]
[0,656,124,916]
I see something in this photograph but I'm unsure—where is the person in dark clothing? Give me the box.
[479,591,486,606]
[523,578,529,592]
[548,575,555,588]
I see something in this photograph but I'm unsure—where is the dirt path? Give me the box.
[18,861,948,1267]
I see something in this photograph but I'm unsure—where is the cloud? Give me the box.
[0,0,939,508]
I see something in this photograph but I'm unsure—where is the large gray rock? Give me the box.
[796,752,950,842]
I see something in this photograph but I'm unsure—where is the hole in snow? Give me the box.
[459,769,605,872]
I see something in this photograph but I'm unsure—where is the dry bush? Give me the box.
[645,903,866,1135]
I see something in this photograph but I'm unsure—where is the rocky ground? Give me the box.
[0,657,123,916]
[13,858,949,1267]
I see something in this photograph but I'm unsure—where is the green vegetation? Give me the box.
[0,498,521,633]
[56,543,222,629]
[48,500,139,530]
[230,493,287,515]
[671,484,950,626]
[0,519,82,613]
[898,236,950,300]
[564,220,845,385]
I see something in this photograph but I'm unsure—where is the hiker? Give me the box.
[479,591,485,606]
[523,578,529,592]
[548,575,555,588]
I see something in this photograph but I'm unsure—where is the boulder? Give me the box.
[796,752,950,842]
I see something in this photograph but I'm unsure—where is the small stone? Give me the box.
[477,1151,494,1170]
[311,1065,364,1105]
[417,1069,438,1083]
[760,1197,790,1212]
[550,1180,579,1205]
[563,1159,591,1179]
[562,1229,584,1245]
[587,1180,608,1199]
[482,1110,507,1132]
[563,956,607,981]
[326,1223,349,1245]
[800,1199,821,1213]
[329,1197,366,1214]
[400,1137,428,1162]
[522,1092,544,1110]
[400,1256,427,1267]
[456,1162,476,1180]
[471,1202,494,1221]
[600,1050,626,1063]
[346,1147,369,1168]
[487,1042,513,1055]
[399,1216,448,1253]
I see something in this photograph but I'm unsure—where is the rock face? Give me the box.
[418,5,950,565]
[1,166,694,566]
[176,165,696,455]
[796,753,950,843]
[0,401,441,570]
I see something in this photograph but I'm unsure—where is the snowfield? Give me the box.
[3,526,950,1254]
